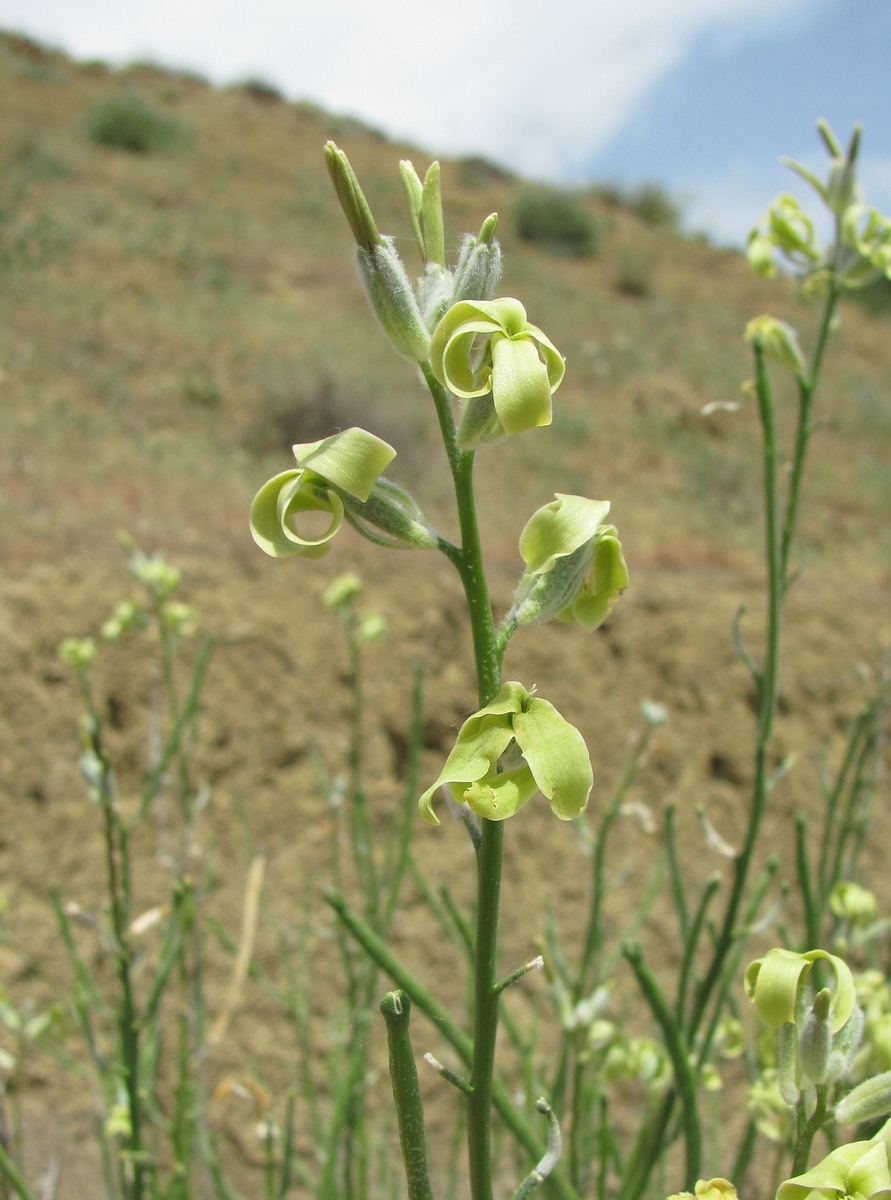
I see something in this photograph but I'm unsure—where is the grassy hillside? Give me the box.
[3,28,889,575]
[1,28,890,1197]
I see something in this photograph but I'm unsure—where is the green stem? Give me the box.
[624,942,701,1187]
[421,362,503,1200]
[326,891,582,1200]
[381,992,434,1200]
[791,1086,829,1176]
[780,280,840,588]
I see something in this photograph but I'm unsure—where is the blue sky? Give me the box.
[2,0,888,245]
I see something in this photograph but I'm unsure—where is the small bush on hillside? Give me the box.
[513,186,598,257]
[234,76,285,103]
[457,154,515,188]
[84,95,184,153]
[629,182,682,228]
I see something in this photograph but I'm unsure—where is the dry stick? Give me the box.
[208,853,266,1048]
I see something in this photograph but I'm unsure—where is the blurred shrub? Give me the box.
[84,95,184,153]
[628,183,682,228]
[589,181,682,229]
[513,187,598,257]
[614,250,657,298]
[234,76,284,103]
[457,154,515,189]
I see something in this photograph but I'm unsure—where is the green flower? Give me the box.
[745,315,808,382]
[510,494,628,632]
[777,1121,891,1200]
[667,1178,739,1200]
[430,298,565,446]
[250,428,396,559]
[419,681,592,825]
[745,948,856,1034]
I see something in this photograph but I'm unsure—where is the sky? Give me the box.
[2,0,889,245]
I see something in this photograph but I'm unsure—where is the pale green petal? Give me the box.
[418,713,515,825]
[491,336,553,434]
[462,764,538,822]
[440,320,498,397]
[777,1139,882,1199]
[511,697,593,820]
[250,470,344,559]
[524,322,566,390]
[292,427,396,502]
[802,949,857,1033]
[430,300,501,386]
[848,1140,891,1198]
[745,949,813,1028]
[519,494,611,574]
[568,532,629,631]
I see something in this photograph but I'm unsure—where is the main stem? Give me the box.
[423,364,503,1200]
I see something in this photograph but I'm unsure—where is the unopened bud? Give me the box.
[59,637,96,669]
[325,142,380,252]
[343,477,439,551]
[799,989,832,1084]
[357,239,430,361]
[451,224,503,305]
[836,1069,891,1125]
[745,314,807,381]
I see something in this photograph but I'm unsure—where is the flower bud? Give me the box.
[745,314,807,380]
[59,637,96,669]
[450,222,503,305]
[836,1070,891,1125]
[831,880,879,925]
[667,1178,739,1200]
[324,141,380,252]
[827,1004,865,1081]
[342,477,439,551]
[399,159,444,267]
[357,238,431,361]
[322,572,363,610]
[746,230,777,278]
[358,612,386,643]
[101,599,141,640]
[799,988,833,1084]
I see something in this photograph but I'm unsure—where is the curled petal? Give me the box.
[292,427,396,502]
[520,494,612,574]
[511,697,593,820]
[745,947,856,1032]
[522,322,566,389]
[745,949,814,1028]
[418,711,516,825]
[490,335,553,433]
[777,1137,891,1200]
[461,763,539,822]
[250,470,344,559]
[566,531,629,632]
[439,319,500,397]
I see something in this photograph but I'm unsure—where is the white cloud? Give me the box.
[4,0,823,183]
